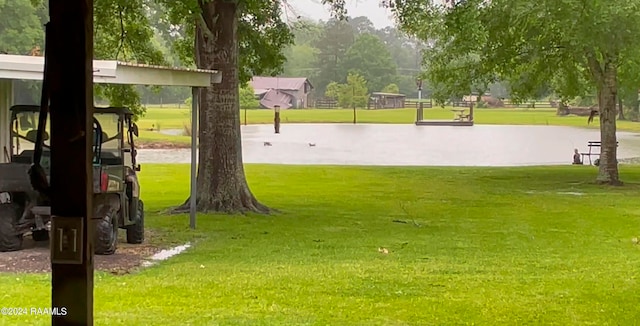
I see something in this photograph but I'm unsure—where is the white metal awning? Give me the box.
[0,54,221,86]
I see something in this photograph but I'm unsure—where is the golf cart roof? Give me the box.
[10,105,133,116]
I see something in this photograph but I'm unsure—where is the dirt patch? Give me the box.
[136,141,191,149]
[0,231,166,275]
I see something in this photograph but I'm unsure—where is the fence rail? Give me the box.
[451,101,473,108]
[404,100,433,109]
[501,100,555,109]
[313,98,338,109]
[451,100,556,109]
[313,97,556,109]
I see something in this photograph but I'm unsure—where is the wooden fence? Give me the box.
[500,100,555,109]
[404,99,433,109]
[451,100,555,109]
[313,97,567,110]
[313,98,338,109]
[451,100,473,108]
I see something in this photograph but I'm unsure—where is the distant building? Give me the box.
[249,76,313,109]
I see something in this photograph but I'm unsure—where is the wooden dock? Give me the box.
[415,119,474,126]
[414,102,475,126]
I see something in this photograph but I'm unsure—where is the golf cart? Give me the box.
[0,105,144,254]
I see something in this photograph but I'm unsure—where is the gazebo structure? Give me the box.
[367,92,406,109]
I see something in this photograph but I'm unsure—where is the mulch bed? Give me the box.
[136,141,190,149]
[0,231,162,275]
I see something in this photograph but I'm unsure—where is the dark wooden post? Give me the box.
[469,101,474,121]
[352,105,357,124]
[49,0,94,325]
[274,105,280,133]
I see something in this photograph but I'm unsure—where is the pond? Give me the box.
[138,124,640,166]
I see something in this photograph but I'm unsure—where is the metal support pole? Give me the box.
[352,85,356,124]
[49,0,94,324]
[189,87,198,229]
[0,80,12,163]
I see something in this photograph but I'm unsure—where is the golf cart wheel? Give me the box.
[32,229,49,242]
[0,203,23,252]
[126,200,144,244]
[94,208,117,255]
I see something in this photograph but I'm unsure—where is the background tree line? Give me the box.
[4,1,621,111]
[1,2,423,107]
[281,16,423,100]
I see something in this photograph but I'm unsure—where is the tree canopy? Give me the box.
[285,16,424,97]
[0,0,45,54]
[155,0,294,86]
[325,72,369,108]
[239,84,259,109]
[2,0,167,117]
[389,0,640,184]
[340,33,397,93]
[382,83,400,94]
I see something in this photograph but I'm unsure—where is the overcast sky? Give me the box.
[289,0,396,29]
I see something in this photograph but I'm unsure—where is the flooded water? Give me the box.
[137,124,640,166]
[159,129,185,136]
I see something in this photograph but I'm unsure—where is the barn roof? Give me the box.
[259,89,293,109]
[249,76,312,91]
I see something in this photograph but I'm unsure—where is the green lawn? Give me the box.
[2,164,640,325]
[135,106,640,147]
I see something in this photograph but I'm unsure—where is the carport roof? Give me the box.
[0,54,221,87]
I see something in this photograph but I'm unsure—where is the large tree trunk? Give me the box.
[175,1,269,213]
[594,55,621,185]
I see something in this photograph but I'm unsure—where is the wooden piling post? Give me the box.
[49,0,95,324]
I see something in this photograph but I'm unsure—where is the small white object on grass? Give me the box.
[557,192,584,196]
[141,243,191,267]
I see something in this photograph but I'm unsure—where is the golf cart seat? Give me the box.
[25,130,49,142]
[95,130,123,165]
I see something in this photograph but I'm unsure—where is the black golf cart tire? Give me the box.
[126,200,144,244]
[94,208,117,255]
[32,229,49,242]
[0,203,23,252]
